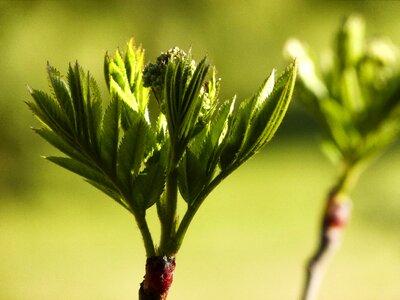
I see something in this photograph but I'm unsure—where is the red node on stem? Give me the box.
[140,256,176,300]
[324,198,351,230]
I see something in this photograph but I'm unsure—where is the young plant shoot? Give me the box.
[28,39,296,299]
[285,15,400,300]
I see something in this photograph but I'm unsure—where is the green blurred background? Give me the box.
[1,1,399,299]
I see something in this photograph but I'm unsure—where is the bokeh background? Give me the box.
[1,1,399,299]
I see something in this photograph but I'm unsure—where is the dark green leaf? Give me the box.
[180,58,209,141]
[204,98,235,174]
[340,68,364,114]
[219,97,252,169]
[67,63,87,140]
[164,59,182,140]
[104,53,111,90]
[100,97,119,173]
[29,89,73,136]
[132,158,166,210]
[82,73,103,153]
[178,149,207,203]
[320,99,360,154]
[239,62,297,160]
[117,111,155,188]
[189,98,235,179]
[47,64,75,129]
[34,127,91,165]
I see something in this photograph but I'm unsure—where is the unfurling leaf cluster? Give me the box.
[28,38,296,256]
[285,14,400,166]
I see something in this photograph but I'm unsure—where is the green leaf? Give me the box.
[220,62,296,169]
[164,59,183,141]
[67,63,88,141]
[178,99,235,203]
[40,63,103,155]
[109,68,138,112]
[34,127,91,165]
[238,62,297,160]
[106,39,149,117]
[100,97,120,173]
[321,139,343,164]
[104,53,111,90]
[196,66,220,127]
[125,40,136,86]
[47,64,75,129]
[109,49,127,91]
[372,74,400,128]
[132,156,166,210]
[164,56,209,154]
[119,99,148,132]
[340,67,364,115]
[203,98,236,174]
[219,97,253,169]
[363,115,400,158]
[336,14,365,70]
[83,72,103,152]
[125,38,149,113]
[284,39,328,101]
[180,58,209,139]
[117,110,155,188]
[31,59,163,217]
[28,89,73,136]
[319,98,361,156]
[236,70,277,156]
[288,16,400,165]
[155,113,168,141]
[178,149,207,203]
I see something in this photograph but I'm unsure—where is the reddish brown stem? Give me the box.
[139,256,176,300]
[301,190,352,300]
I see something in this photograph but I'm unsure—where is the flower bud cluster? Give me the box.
[143,47,194,91]
[143,47,197,114]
